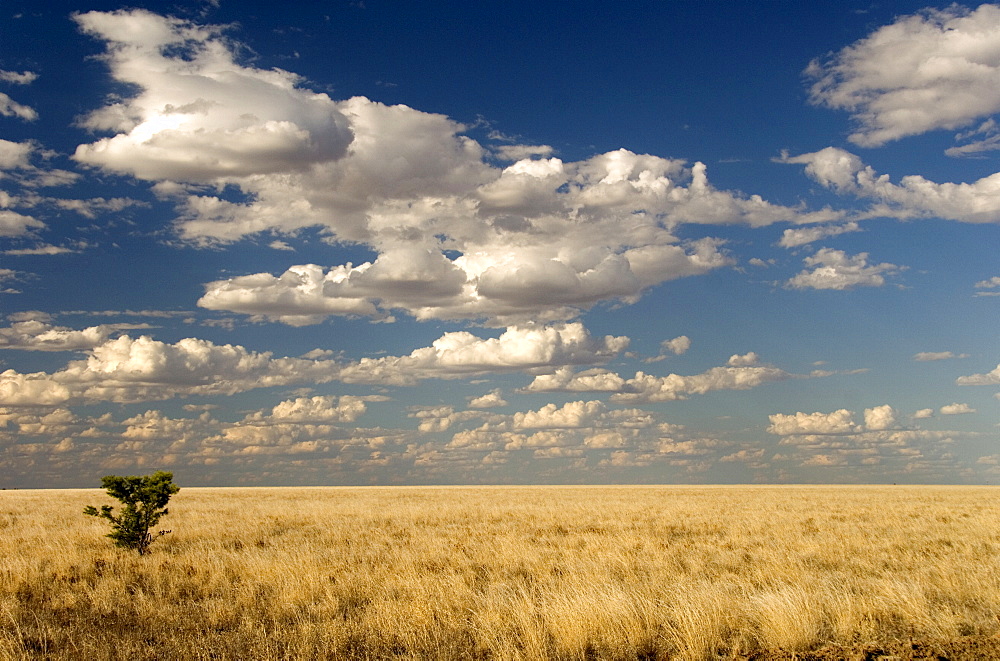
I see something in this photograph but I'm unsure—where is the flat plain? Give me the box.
[2,485,999,660]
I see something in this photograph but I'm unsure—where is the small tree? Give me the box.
[84,471,179,555]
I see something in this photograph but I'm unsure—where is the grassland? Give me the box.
[1,485,999,660]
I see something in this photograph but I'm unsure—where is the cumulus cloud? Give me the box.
[0,334,341,406]
[784,147,1000,224]
[72,9,835,326]
[956,363,1000,385]
[913,351,968,361]
[249,395,368,424]
[72,9,353,180]
[336,323,629,386]
[787,247,901,290]
[0,139,34,170]
[0,93,36,122]
[0,70,38,85]
[975,276,1000,296]
[663,335,691,355]
[863,404,896,431]
[513,400,607,430]
[525,353,794,403]
[446,401,659,454]
[0,320,143,352]
[768,409,860,436]
[939,402,976,415]
[644,335,692,363]
[468,389,508,408]
[201,396,375,451]
[0,322,630,405]
[765,405,975,479]
[778,221,861,248]
[0,210,44,238]
[806,4,1000,147]
[975,276,1000,288]
[769,405,908,438]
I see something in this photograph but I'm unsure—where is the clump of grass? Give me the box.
[1,485,999,659]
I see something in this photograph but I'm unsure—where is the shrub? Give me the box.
[84,471,179,555]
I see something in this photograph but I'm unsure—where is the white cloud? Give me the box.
[644,335,692,363]
[784,147,1000,224]
[956,364,1000,386]
[913,351,968,361]
[863,404,896,431]
[778,221,860,248]
[526,354,794,403]
[513,400,606,430]
[0,320,140,351]
[0,93,36,121]
[806,4,1000,147]
[940,402,976,415]
[0,210,44,237]
[663,335,691,355]
[727,352,759,367]
[0,322,629,405]
[73,9,835,326]
[0,334,341,405]
[447,401,660,453]
[492,145,554,161]
[768,409,859,436]
[337,323,629,386]
[914,408,935,419]
[524,367,628,393]
[3,244,76,256]
[206,396,373,450]
[0,70,38,85]
[468,389,508,409]
[787,248,900,290]
[0,370,72,406]
[252,395,367,424]
[0,139,34,170]
[975,276,1000,288]
[947,119,1000,157]
[72,10,353,181]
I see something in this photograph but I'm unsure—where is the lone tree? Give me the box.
[84,471,179,555]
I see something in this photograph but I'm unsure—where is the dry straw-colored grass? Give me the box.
[1,485,998,659]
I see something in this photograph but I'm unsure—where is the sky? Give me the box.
[0,0,998,488]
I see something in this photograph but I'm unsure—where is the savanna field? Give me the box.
[2,486,1000,660]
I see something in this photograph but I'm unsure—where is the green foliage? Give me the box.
[84,471,179,555]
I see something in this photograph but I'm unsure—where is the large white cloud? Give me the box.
[787,247,901,290]
[512,400,607,430]
[73,9,835,326]
[336,323,629,385]
[956,363,1000,385]
[785,146,1000,224]
[807,4,1000,147]
[72,10,353,180]
[769,405,902,437]
[768,409,860,436]
[0,334,340,405]
[939,402,976,415]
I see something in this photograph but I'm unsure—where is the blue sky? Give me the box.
[1,0,998,487]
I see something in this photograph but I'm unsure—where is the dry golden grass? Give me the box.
[1,485,999,660]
